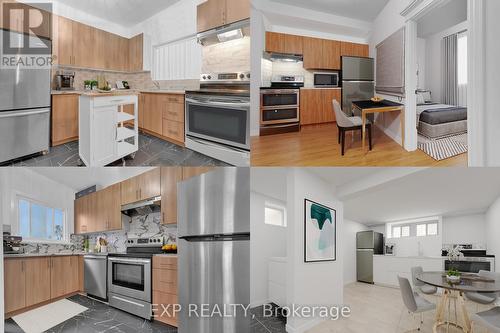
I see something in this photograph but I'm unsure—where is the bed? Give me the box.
[417,103,468,139]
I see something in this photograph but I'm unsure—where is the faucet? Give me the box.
[153,81,161,90]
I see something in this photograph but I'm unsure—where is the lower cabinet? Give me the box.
[51,94,79,146]
[300,89,341,125]
[4,256,82,316]
[152,256,178,327]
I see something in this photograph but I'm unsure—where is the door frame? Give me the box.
[402,0,485,166]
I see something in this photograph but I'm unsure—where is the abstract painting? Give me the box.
[304,199,336,262]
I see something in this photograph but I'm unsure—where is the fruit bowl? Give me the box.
[371,97,384,103]
[162,244,178,254]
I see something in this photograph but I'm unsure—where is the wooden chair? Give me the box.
[332,100,372,156]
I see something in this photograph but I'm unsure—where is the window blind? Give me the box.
[375,27,405,97]
[152,36,201,81]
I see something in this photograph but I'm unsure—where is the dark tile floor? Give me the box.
[250,304,287,333]
[5,294,177,333]
[3,132,230,167]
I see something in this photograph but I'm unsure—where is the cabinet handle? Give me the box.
[21,261,24,272]
[139,189,142,199]
[48,259,50,268]
[162,212,165,223]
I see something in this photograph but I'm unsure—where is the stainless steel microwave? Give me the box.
[314,72,339,87]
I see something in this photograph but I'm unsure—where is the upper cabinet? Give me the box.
[53,15,142,72]
[197,0,250,33]
[265,32,303,55]
[303,37,341,70]
[121,169,161,205]
[341,41,370,58]
[161,168,183,225]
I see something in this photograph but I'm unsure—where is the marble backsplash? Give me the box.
[16,212,177,255]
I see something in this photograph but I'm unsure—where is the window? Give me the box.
[427,223,438,236]
[457,33,468,85]
[18,198,65,241]
[152,36,201,81]
[392,226,401,238]
[416,224,427,237]
[264,201,286,227]
[388,217,440,238]
[401,226,410,237]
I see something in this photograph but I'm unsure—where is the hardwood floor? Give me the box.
[251,123,468,167]
[309,282,495,333]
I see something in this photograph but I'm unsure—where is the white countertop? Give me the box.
[373,255,446,259]
[154,253,178,257]
[4,252,85,258]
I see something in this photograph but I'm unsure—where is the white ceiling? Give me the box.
[341,168,500,225]
[269,0,390,22]
[31,167,154,192]
[417,0,467,38]
[52,0,181,26]
[310,168,384,187]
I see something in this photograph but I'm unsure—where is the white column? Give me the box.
[404,20,418,152]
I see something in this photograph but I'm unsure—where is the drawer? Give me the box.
[162,120,185,143]
[91,95,137,108]
[153,290,178,327]
[162,102,184,123]
[153,256,178,270]
[163,94,184,104]
[153,268,177,294]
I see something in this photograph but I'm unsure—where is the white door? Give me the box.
[92,106,116,166]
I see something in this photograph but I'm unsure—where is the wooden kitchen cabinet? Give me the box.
[197,0,250,33]
[341,41,369,58]
[51,94,79,146]
[142,94,163,136]
[300,89,340,125]
[72,21,94,68]
[161,167,183,225]
[25,257,51,307]
[129,34,144,72]
[182,167,216,180]
[153,256,178,327]
[96,183,121,231]
[121,168,161,205]
[74,191,97,234]
[322,39,341,70]
[4,259,26,313]
[303,37,324,69]
[55,15,74,66]
[1,2,51,38]
[265,32,303,55]
[50,256,81,299]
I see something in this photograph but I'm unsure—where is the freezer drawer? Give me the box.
[357,249,374,284]
[178,168,250,237]
[178,238,250,333]
[0,108,50,163]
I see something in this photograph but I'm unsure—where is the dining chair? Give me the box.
[465,270,500,310]
[332,100,372,156]
[398,276,436,331]
[471,307,500,333]
[411,266,438,295]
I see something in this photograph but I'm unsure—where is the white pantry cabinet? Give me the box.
[79,94,139,166]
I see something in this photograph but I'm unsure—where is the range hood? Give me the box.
[121,196,161,217]
[265,52,303,63]
[197,19,250,46]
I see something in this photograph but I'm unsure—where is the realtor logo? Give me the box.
[1,2,52,68]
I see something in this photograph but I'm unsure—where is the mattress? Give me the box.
[417,104,467,125]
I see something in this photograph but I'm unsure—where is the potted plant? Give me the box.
[446,268,461,283]
[84,80,92,90]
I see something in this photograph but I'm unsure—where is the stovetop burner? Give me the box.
[108,236,165,258]
[187,72,251,97]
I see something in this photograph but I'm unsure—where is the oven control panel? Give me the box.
[200,72,251,83]
[126,237,164,247]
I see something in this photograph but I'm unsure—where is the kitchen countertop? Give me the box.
[154,253,178,257]
[4,252,85,258]
[140,89,185,95]
[52,89,186,96]
[80,90,140,97]
[373,255,446,259]
[51,90,84,95]
[300,87,342,90]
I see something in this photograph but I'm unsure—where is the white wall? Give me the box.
[417,38,426,90]
[0,168,76,240]
[424,21,468,103]
[486,197,500,272]
[368,0,412,144]
[286,169,343,332]
[250,192,287,306]
[442,213,486,247]
[343,219,368,285]
[484,0,500,166]
[250,6,266,137]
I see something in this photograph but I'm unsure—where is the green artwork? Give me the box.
[305,199,336,262]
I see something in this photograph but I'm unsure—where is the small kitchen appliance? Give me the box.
[3,234,23,254]
[55,70,76,91]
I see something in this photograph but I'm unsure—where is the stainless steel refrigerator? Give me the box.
[356,231,384,284]
[342,56,375,116]
[0,29,51,163]
[178,168,250,333]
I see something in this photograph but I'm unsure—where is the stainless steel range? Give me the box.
[260,75,304,135]
[185,72,250,166]
[108,236,164,319]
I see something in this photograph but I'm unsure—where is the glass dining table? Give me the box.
[417,271,500,333]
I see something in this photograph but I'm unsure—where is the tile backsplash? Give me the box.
[202,36,250,73]
[16,212,177,255]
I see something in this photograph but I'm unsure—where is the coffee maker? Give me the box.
[3,233,23,254]
[55,70,75,90]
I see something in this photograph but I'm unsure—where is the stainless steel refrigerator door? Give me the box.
[342,81,375,116]
[356,249,374,283]
[0,30,51,111]
[178,168,250,237]
[178,238,250,333]
[342,56,374,81]
[356,231,374,249]
[0,108,50,163]
[84,255,108,299]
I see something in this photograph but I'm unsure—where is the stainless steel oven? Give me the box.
[260,89,300,126]
[445,258,495,273]
[108,256,151,302]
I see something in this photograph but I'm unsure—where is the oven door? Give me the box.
[185,96,250,150]
[261,90,299,108]
[445,260,491,273]
[108,257,151,302]
[261,106,299,125]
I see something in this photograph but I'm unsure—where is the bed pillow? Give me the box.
[416,93,425,105]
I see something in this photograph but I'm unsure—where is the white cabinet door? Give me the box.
[92,106,116,166]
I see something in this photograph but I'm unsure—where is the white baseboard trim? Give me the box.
[285,318,324,333]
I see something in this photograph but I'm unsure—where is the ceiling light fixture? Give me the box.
[217,29,243,43]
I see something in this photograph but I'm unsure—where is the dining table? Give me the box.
[417,271,500,333]
[351,100,405,152]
